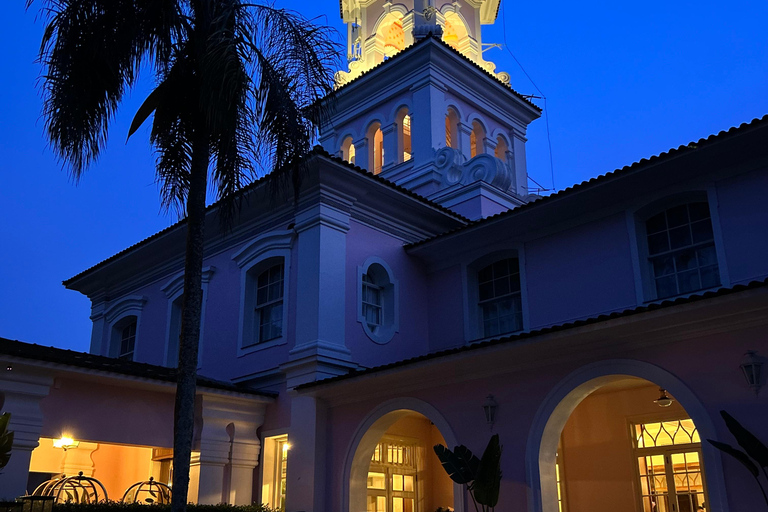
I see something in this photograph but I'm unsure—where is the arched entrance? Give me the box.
[525,360,729,512]
[344,398,463,512]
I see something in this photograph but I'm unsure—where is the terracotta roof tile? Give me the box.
[0,337,276,398]
[296,276,768,391]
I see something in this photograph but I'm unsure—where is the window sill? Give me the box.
[238,336,287,356]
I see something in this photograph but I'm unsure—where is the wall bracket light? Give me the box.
[654,388,674,408]
[741,350,764,395]
[483,394,498,427]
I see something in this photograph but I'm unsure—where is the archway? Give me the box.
[526,360,729,512]
[344,398,463,512]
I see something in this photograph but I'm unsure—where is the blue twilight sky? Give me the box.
[1,1,766,353]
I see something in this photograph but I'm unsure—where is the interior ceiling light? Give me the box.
[654,388,674,408]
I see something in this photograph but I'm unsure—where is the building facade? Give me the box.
[1,1,767,511]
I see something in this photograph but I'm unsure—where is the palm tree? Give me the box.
[29,0,339,509]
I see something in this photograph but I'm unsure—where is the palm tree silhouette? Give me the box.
[28,1,339,509]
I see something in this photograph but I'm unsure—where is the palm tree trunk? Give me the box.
[171,127,210,512]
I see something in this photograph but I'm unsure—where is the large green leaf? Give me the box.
[708,439,759,477]
[721,410,768,469]
[433,444,479,485]
[0,412,10,433]
[473,434,502,508]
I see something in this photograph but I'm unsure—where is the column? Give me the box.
[0,374,53,498]
[458,122,473,161]
[89,300,106,356]
[352,136,369,171]
[411,83,446,165]
[511,127,529,196]
[382,123,398,169]
[285,395,327,512]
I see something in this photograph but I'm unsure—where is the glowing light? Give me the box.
[53,436,79,450]
[282,443,291,454]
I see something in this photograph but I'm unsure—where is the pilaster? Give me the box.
[191,394,266,505]
[353,136,370,171]
[0,373,53,499]
[459,123,473,161]
[285,395,327,512]
[89,301,106,356]
[512,127,529,196]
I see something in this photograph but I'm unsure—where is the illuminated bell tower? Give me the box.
[321,0,542,220]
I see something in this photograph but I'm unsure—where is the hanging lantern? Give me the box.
[654,388,674,408]
[122,477,172,505]
[741,350,764,395]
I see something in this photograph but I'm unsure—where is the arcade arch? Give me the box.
[345,399,462,512]
[526,360,729,512]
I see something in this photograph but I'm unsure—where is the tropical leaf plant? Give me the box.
[434,434,502,512]
[0,413,13,470]
[707,410,768,506]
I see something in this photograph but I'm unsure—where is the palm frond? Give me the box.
[31,0,182,179]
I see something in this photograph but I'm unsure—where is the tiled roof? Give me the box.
[406,114,768,249]
[64,147,467,287]
[296,276,768,391]
[0,337,276,398]
[328,35,541,111]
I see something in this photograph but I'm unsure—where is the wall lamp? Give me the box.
[483,395,498,427]
[741,350,764,395]
[53,436,79,451]
[654,388,674,408]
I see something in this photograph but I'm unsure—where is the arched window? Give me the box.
[358,259,399,344]
[379,14,405,58]
[442,12,469,52]
[495,135,509,160]
[445,108,460,149]
[470,120,486,158]
[395,109,412,163]
[478,258,522,337]
[111,316,137,361]
[645,202,720,299]
[341,136,356,165]
[368,123,384,175]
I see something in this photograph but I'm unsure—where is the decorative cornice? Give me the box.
[103,295,148,323]
[232,230,295,269]
[161,266,217,299]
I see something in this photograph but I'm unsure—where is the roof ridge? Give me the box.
[406,113,768,249]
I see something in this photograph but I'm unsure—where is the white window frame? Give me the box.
[463,249,528,342]
[357,256,399,344]
[161,266,215,368]
[631,189,730,303]
[233,230,294,355]
[103,295,147,360]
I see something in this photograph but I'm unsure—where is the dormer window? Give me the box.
[646,202,720,299]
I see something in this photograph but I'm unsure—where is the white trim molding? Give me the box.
[357,256,400,344]
[233,230,295,355]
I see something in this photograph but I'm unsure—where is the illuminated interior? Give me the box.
[28,437,177,501]
[556,379,709,512]
[262,434,289,511]
[363,412,453,512]
[442,12,470,53]
[380,14,405,58]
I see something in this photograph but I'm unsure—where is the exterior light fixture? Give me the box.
[483,395,498,426]
[53,436,79,451]
[741,350,764,395]
[654,388,674,408]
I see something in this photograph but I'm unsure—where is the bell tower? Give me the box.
[321,0,542,220]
